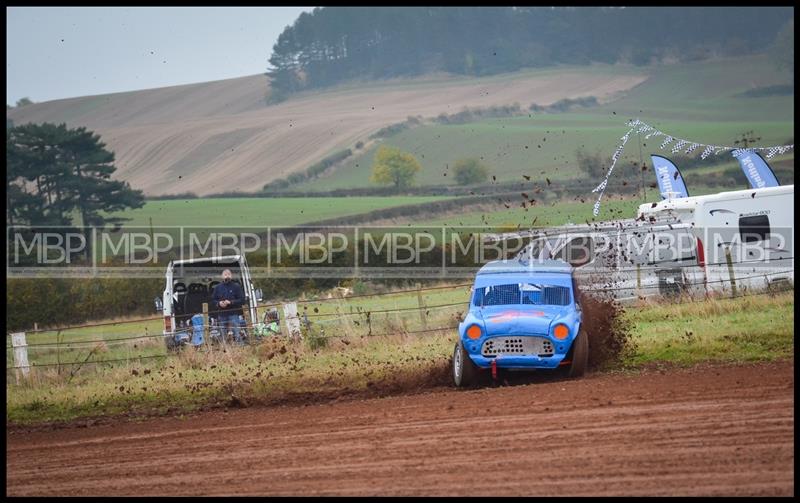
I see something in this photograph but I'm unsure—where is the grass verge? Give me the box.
[6,291,793,426]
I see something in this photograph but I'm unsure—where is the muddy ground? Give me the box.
[6,359,794,496]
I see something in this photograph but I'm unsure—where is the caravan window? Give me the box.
[739,214,770,243]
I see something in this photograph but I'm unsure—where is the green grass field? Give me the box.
[627,292,795,365]
[414,194,645,228]
[296,55,794,191]
[594,54,794,122]
[105,196,455,228]
[447,175,800,227]
[411,187,740,229]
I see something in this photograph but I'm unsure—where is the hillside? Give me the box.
[7,66,647,196]
[297,55,794,191]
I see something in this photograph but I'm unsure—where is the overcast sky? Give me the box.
[6,6,313,105]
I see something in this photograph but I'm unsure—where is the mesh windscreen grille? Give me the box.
[540,287,570,305]
[482,284,571,306]
[483,284,521,306]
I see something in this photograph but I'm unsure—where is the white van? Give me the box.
[154,254,263,349]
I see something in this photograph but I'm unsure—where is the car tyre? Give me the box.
[566,328,588,378]
[452,340,481,387]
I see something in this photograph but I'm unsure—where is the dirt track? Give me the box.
[6,360,794,496]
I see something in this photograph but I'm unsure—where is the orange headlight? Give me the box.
[553,324,569,340]
[466,324,482,340]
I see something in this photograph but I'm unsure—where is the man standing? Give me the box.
[212,268,245,344]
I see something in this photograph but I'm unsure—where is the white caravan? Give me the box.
[489,184,794,303]
[638,184,794,295]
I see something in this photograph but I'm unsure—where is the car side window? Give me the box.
[472,288,483,306]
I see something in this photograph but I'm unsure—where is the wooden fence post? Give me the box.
[725,246,737,298]
[416,283,428,330]
[11,332,30,384]
[283,302,302,340]
[636,264,642,296]
[242,303,251,342]
[202,302,211,350]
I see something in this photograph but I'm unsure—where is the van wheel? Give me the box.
[164,335,180,353]
[452,340,481,387]
[566,328,588,378]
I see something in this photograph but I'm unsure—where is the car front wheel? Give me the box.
[452,340,481,387]
[565,328,589,378]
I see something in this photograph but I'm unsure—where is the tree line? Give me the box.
[266,6,792,101]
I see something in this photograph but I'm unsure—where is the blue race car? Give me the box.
[452,258,588,387]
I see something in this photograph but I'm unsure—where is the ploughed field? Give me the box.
[6,67,646,196]
[6,359,793,496]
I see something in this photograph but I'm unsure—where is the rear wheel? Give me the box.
[565,328,588,378]
[164,334,180,353]
[452,340,481,387]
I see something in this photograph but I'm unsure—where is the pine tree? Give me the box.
[7,123,145,258]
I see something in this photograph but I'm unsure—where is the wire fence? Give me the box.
[10,281,475,336]
[294,281,473,303]
[7,267,793,341]
[7,271,793,372]
[574,255,794,272]
[8,353,171,369]
[580,268,794,292]
[5,299,470,348]
[9,255,794,338]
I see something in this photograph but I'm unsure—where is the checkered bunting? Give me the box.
[671,140,688,154]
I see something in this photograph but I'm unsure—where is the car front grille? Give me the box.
[481,336,554,357]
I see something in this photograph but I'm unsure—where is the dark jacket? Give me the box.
[212,280,244,316]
